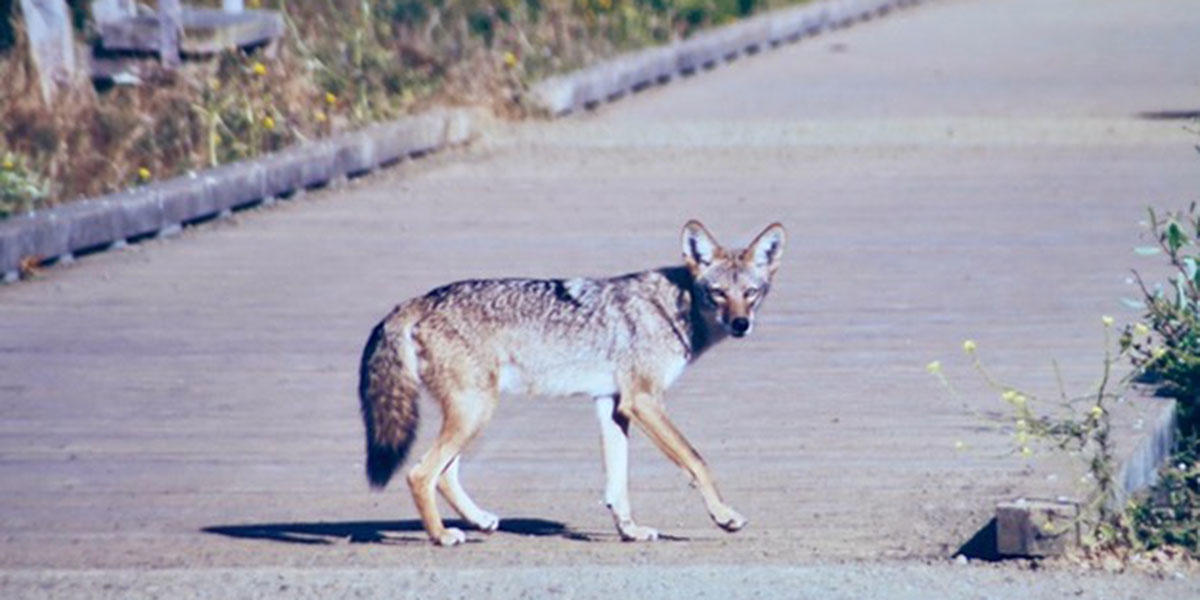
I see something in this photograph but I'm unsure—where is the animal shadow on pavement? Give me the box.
[203,518,607,545]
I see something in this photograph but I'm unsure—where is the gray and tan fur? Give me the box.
[358,220,786,546]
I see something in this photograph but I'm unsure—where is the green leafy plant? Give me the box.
[1126,205,1200,441]
[1118,203,1200,559]
[0,150,48,218]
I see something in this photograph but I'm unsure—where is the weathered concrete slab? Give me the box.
[1115,394,1178,507]
[996,498,1080,557]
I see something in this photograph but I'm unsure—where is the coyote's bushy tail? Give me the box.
[358,318,421,489]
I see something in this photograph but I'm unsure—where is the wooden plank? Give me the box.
[158,0,181,68]
[98,7,283,55]
[18,0,80,103]
[178,8,284,55]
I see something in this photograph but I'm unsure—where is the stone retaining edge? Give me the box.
[0,109,474,281]
[529,0,920,116]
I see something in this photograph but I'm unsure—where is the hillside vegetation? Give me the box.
[1,0,797,217]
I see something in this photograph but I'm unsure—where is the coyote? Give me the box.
[358,220,786,546]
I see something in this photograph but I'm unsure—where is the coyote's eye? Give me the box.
[707,288,727,304]
[744,287,759,300]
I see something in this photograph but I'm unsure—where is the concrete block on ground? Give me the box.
[530,76,577,116]
[677,31,722,72]
[114,187,167,239]
[443,109,475,146]
[767,7,810,43]
[1115,394,1177,508]
[332,131,378,177]
[297,143,340,188]
[0,216,38,274]
[395,113,451,156]
[63,198,123,252]
[569,70,601,107]
[18,211,71,264]
[203,161,266,212]
[158,175,215,226]
[996,498,1080,557]
[260,148,309,198]
[731,16,772,53]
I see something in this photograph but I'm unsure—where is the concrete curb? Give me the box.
[0,109,475,282]
[530,0,920,116]
[993,389,1178,557]
[1114,392,1177,507]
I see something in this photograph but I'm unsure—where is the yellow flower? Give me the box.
[314,109,327,123]
[1090,405,1104,419]
[962,339,977,354]
[1015,418,1027,430]
[1041,521,1056,533]
[925,360,942,375]
[261,115,275,130]
[1101,315,1114,328]
[1002,390,1027,407]
[137,167,151,181]
[252,61,267,76]
[954,440,965,451]
[1133,322,1150,337]
[1151,347,1167,360]
[502,51,518,68]
[1,158,12,170]
[1020,446,1033,457]
[249,0,261,7]
[325,91,337,106]
[208,77,220,91]
[1015,431,1028,445]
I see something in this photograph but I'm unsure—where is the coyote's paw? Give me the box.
[713,508,748,532]
[433,527,467,547]
[618,523,660,542]
[471,511,500,534]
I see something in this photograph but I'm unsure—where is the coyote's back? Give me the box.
[357,220,785,546]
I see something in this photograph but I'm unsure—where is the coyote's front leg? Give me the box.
[594,395,659,541]
[620,385,748,533]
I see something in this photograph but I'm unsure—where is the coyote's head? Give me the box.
[682,220,786,338]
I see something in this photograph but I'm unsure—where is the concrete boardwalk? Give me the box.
[2,0,1199,595]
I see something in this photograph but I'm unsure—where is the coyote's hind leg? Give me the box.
[438,455,500,533]
[595,395,659,541]
[407,388,496,546]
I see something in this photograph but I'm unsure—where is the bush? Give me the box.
[1120,200,1200,559]
[0,150,47,218]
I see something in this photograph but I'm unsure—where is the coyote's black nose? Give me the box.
[730,317,750,337]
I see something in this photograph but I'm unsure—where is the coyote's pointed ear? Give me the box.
[747,222,786,274]
[682,220,723,272]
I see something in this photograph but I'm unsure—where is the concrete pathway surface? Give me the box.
[2,0,1198,595]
